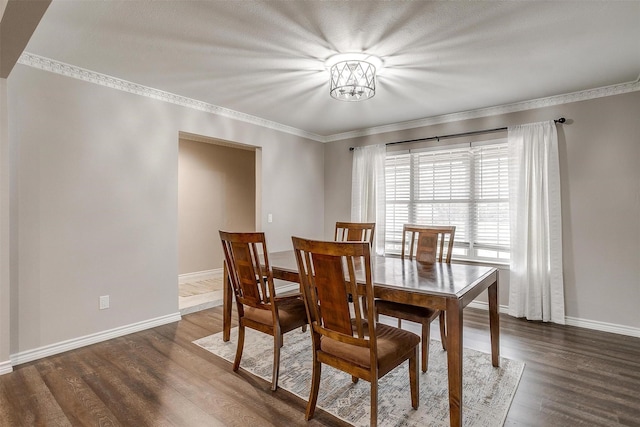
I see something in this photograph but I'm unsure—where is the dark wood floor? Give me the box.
[1,306,639,426]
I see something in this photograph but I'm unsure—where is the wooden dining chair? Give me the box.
[219,231,308,391]
[334,221,375,245]
[292,237,419,427]
[375,224,456,372]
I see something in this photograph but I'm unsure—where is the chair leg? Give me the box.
[409,347,419,409]
[370,377,378,427]
[439,311,447,351]
[271,334,281,391]
[421,321,431,372]
[233,324,245,372]
[306,357,322,421]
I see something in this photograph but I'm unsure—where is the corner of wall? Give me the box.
[0,78,11,365]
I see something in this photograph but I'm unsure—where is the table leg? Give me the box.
[488,275,500,367]
[223,260,231,342]
[446,299,463,427]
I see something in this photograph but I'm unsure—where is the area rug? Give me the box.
[194,328,524,427]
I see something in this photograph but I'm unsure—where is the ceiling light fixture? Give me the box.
[326,53,383,102]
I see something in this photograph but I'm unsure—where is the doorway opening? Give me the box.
[177,132,261,314]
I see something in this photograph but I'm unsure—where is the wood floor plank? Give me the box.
[0,364,71,426]
[69,348,176,427]
[88,336,226,427]
[0,381,28,427]
[35,358,122,427]
[133,328,347,426]
[117,331,281,426]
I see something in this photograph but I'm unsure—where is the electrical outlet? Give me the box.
[99,295,110,310]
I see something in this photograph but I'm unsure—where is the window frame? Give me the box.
[384,138,510,263]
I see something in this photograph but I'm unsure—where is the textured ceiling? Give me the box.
[23,1,640,138]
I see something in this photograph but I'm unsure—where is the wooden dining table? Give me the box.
[222,251,500,427]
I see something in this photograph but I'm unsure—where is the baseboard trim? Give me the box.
[467,301,640,338]
[564,316,640,338]
[0,360,13,375]
[178,268,223,284]
[275,282,300,295]
[467,301,510,314]
[9,312,182,367]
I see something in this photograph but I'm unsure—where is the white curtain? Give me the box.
[351,144,386,255]
[508,121,565,324]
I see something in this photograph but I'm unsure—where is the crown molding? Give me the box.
[17,52,326,142]
[324,77,640,142]
[18,52,639,144]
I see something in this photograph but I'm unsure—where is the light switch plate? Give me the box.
[99,295,110,310]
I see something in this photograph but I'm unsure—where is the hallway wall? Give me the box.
[178,138,256,275]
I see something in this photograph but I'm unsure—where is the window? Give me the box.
[385,140,510,262]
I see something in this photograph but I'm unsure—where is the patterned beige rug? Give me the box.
[194,327,524,427]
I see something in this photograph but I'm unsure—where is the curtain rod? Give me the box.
[348,117,566,151]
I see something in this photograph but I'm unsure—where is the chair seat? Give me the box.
[320,323,420,370]
[244,297,307,332]
[375,300,439,324]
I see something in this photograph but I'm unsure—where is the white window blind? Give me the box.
[385,141,510,261]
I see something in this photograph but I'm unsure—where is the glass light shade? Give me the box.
[329,60,376,101]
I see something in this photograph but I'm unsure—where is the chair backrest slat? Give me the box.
[309,252,352,335]
[401,224,456,264]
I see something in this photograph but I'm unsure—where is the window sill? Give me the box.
[452,258,510,270]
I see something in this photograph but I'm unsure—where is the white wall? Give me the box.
[7,64,324,355]
[325,91,640,332]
